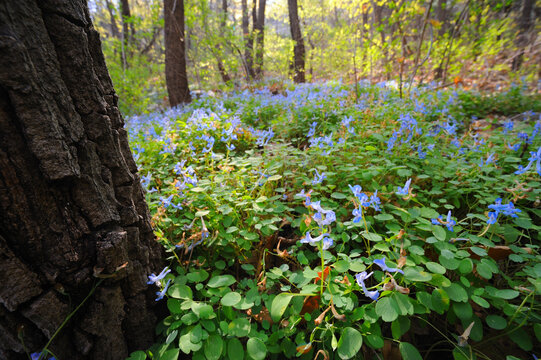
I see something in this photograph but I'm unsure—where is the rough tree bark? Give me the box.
[105,0,121,39]
[215,0,232,85]
[165,0,191,106]
[0,1,163,359]
[120,0,134,68]
[512,0,534,71]
[288,0,305,83]
[254,0,266,79]
[241,0,255,80]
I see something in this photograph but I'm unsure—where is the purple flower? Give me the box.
[312,169,326,185]
[300,232,333,250]
[487,198,521,224]
[431,210,456,232]
[396,178,412,196]
[147,267,171,285]
[373,258,404,274]
[355,271,380,301]
[155,279,172,301]
[515,147,541,176]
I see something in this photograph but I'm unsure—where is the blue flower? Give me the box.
[300,232,333,250]
[373,258,404,274]
[352,208,363,223]
[160,194,174,208]
[487,198,521,224]
[147,267,171,285]
[155,279,172,301]
[502,120,513,134]
[355,271,380,301]
[515,147,541,176]
[431,210,456,231]
[312,169,326,185]
[507,142,520,151]
[348,184,363,197]
[31,354,56,360]
[396,178,412,196]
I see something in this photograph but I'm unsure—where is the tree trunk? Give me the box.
[120,0,134,68]
[435,0,449,36]
[241,0,255,80]
[0,1,163,359]
[215,0,232,85]
[105,0,121,39]
[288,0,305,83]
[254,0,266,79]
[512,0,534,71]
[165,0,191,106]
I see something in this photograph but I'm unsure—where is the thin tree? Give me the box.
[241,0,255,79]
[288,0,305,83]
[512,0,534,71]
[254,0,266,79]
[0,0,163,358]
[216,0,232,84]
[120,0,135,68]
[165,0,191,106]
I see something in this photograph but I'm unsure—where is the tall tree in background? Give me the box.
[120,0,135,68]
[512,0,534,71]
[0,1,162,359]
[241,0,255,79]
[288,0,305,83]
[254,0,267,79]
[215,0,232,84]
[165,0,191,106]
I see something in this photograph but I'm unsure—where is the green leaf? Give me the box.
[126,351,147,360]
[207,275,236,288]
[432,225,447,241]
[458,259,473,274]
[426,262,446,274]
[486,315,507,330]
[404,268,432,282]
[471,295,490,308]
[509,327,532,351]
[228,338,244,360]
[452,302,472,321]
[443,283,468,303]
[534,323,541,342]
[337,327,363,359]
[375,297,399,322]
[361,231,383,242]
[167,299,182,314]
[431,288,450,314]
[204,335,223,360]
[493,289,519,300]
[221,292,242,306]
[399,342,422,360]
[374,213,394,221]
[179,333,201,354]
[168,284,193,300]
[391,317,411,339]
[270,293,294,322]
[160,348,180,360]
[228,317,251,337]
[186,269,209,283]
[268,174,282,181]
[476,263,492,279]
[246,337,267,360]
[334,260,350,273]
[331,192,347,199]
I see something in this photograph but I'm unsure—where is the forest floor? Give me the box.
[126,81,541,360]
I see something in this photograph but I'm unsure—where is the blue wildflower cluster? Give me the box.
[432,210,457,232]
[487,198,521,224]
[349,185,381,221]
